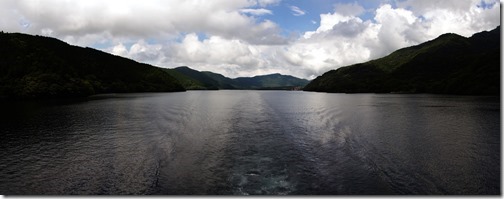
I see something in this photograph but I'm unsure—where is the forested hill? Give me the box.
[165,66,309,90]
[0,32,185,99]
[304,26,501,95]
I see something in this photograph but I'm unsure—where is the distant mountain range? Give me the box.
[304,26,500,95]
[0,32,308,99]
[164,66,309,90]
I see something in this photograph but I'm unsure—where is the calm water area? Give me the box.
[0,91,500,195]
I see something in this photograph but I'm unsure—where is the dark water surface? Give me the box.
[0,91,500,195]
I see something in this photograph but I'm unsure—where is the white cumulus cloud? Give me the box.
[240,8,273,16]
[277,1,500,79]
[0,0,287,46]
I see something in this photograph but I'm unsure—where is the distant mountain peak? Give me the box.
[252,73,284,78]
[167,66,309,90]
[175,66,192,70]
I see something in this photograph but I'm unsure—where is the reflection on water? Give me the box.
[0,91,500,195]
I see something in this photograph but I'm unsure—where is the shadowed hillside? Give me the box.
[304,26,500,95]
[0,32,185,99]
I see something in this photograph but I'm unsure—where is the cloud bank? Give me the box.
[0,0,500,79]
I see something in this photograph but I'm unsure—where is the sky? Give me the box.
[0,0,500,79]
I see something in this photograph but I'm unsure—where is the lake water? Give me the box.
[0,91,500,195]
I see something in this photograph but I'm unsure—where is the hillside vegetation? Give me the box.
[165,66,309,90]
[0,32,185,99]
[304,26,500,95]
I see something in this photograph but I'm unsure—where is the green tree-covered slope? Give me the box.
[164,67,213,90]
[304,26,500,95]
[0,32,185,99]
[234,73,310,89]
[167,66,309,90]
